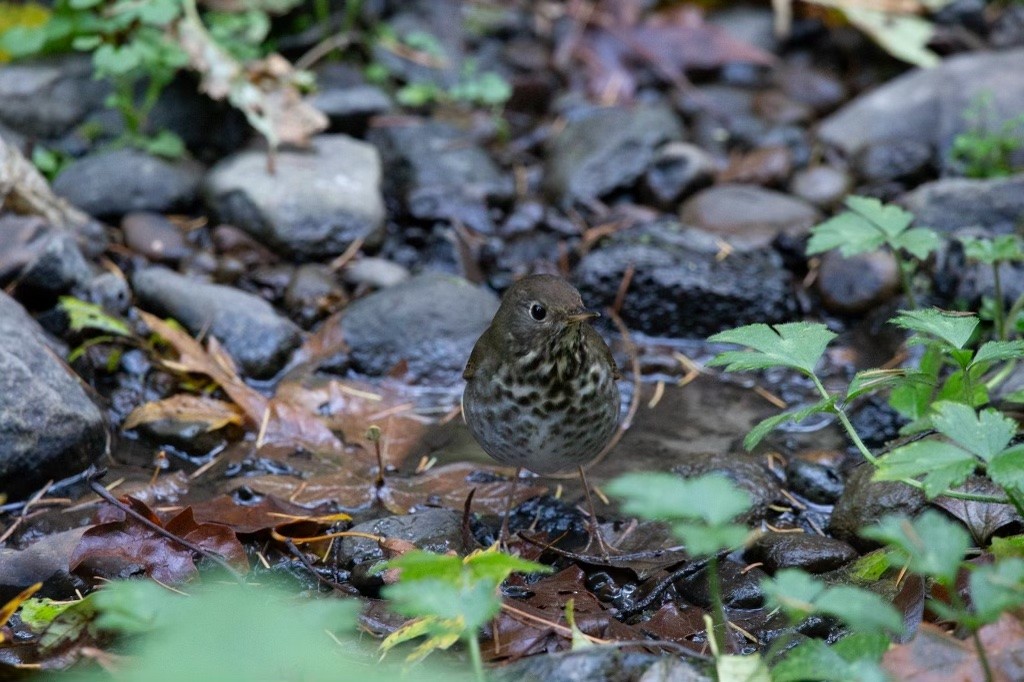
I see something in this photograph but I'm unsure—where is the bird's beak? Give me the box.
[566,308,600,323]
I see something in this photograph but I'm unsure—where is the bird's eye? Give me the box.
[529,303,547,321]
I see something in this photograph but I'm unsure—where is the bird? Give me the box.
[462,274,621,553]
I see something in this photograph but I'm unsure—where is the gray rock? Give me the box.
[785,452,845,504]
[545,104,684,206]
[676,559,767,609]
[284,263,343,327]
[818,49,1024,171]
[640,142,716,208]
[0,56,108,139]
[0,528,87,602]
[0,215,92,302]
[789,165,850,209]
[204,134,384,260]
[828,465,926,549]
[342,258,411,289]
[337,508,466,568]
[0,293,106,499]
[339,272,498,384]
[309,84,393,134]
[817,250,900,315]
[746,532,858,573]
[53,148,203,218]
[899,173,1024,235]
[679,184,821,252]
[368,120,512,233]
[497,647,712,682]
[83,271,132,315]
[707,5,778,53]
[132,267,301,378]
[855,138,933,182]
[575,220,796,338]
[121,212,192,264]
[671,451,783,522]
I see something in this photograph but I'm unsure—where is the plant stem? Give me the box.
[993,262,1006,340]
[1005,291,1024,338]
[972,629,995,682]
[466,634,485,682]
[896,256,919,310]
[706,555,730,656]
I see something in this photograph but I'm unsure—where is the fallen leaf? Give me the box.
[188,493,337,535]
[933,477,1022,546]
[883,614,1024,681]
[123,394,244,433]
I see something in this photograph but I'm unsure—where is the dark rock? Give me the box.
[83,271,132,315]
[0,216,93,304]
[718,146,794,187]
[746,532,858,573]
[338,272,498,384]
[284,264,344,327]
[368,119,512,233]
[0,528,88,602]
[496,648,711,682]
[132,267,301,378]
[679,184,820,252]
[752,91,813,126]
[121,212,191,264]
[855,139,933,183]
[337,508,466,570]
[52,149,203,218]
[341,258,411,289]
[789,166,850,209]
[848,395,906,452]
[676,559,767,609]
[818,49,1024,172]
[204,135,385,260]
[575,220,796,338]
[545,104,683,206]
[0,55,108,139]
[309,84,393,135]
[990,5,1024,47]
[640,142,716,208]
[148,74,249,161]
[776,63,847,114]
[828,465,926,549]
[785,451,845,504]
[817,250,900,315]
[671,451,783,522]
[899,174,1024,235]
[0,293,106,499]
[366,1,463,88]
[707,5,778,53]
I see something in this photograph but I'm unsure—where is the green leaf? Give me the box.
[861,511,970,585]
[464,550,552,584]
[890,227,942,261]
[743,397,835,451]
[891,309,979,350]
[397,82,441,107]
[380,551,462,582]
[59,296,132,337]
[847,368,930,402]
[382,579,499,630]
[988,444,1024,494]
[717,652,771,682]
[671,522,750,556]
[71,34,101,50]
[961,235,1024,264]
[762,569,904,635]
[606,472,752,526]
[970,340,1024,367]
[931,402,1017,461]
[845,195,914,236]
[772,636,889,682]
[707,322,836,376]
[990,534,1024,560]
[969,558,1024,624]
[889,345,941,422]
[806,213,887,257]
[142,130,185,159]
[873,440,977,498]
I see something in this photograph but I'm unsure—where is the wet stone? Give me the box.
[132,266,301,379]
[341,258,411,289]
[496,647,711,682]
[544,103,684,206]
[83,271,131,315]
[789,165,850,209]
[670,452,783,522]
[899,174,1024,235]
[848,396,906,452]
[828,464,926,549]
[675,558,767,609]
[337,508,466,574]
[0,528,88,602]
[785,451,845,505]
[338,272,498,384]
[53,148,203,218]
[284,263,345,328]
[575,220,796,339]
[817,250,900,315]
[640,142,716,208]
[855,138,933,183]
[121,212,191,264]
[679,184,821,252]
[0,55,108,139]
[0,293,106,499]
[746,532,858,574]
[718,146,793,187]
[1,220,93,305]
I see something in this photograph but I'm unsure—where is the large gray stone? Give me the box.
[545,104,684,205]
[0,293,106,499]
[899,173,1024,235]
[204,134,385,260]
[0,56,108,139]
[52,148,203,218]
[132,267,301,378]
[339,272,498,384]
[818,49,1024,171]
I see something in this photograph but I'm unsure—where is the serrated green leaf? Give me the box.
[707,322,836,376]
[763,569,903,635]
[873,440,976,498]
[381,551,462,582]
[772,636,889,682]
[931,403,1017,461]
[743,398,835,451]
[382,579,498,630]
[969,558,1024,624]
[465,550,551,583]
[988,444,1024,493]
[606,473,752,526]
[961,235,1024,264]
[672,522,750,556]
[891,227,941,260]
[806,212,888,257]
[990,535,1024,560]
[861,511,970,585]
[891,309,979,349]
[844,195,915,236]
[847,368,931,402]
[971,340,1024,367]
[59,296,132,337]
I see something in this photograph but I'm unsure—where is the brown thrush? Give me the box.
[462,274,621,551]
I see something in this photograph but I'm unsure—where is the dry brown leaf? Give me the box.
[123,394,244,432]
[883,614,1024,681]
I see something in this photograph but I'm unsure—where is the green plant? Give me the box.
[606,473,753,673]
[379,546,551,682]
[950,92,1024,179]
[807,195,941,310]
[960,234,1024,340]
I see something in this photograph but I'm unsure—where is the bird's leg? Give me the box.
[578,465,613,557]
[498,467,522,549]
